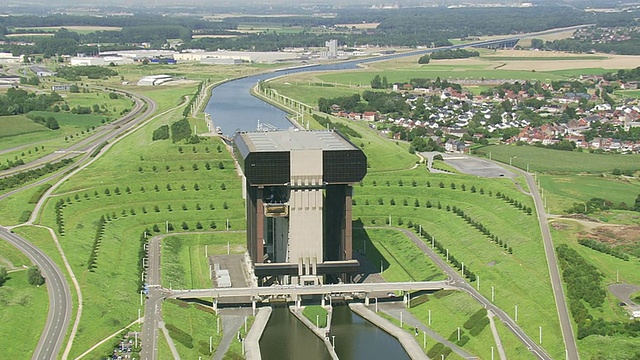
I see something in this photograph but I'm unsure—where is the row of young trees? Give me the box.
[87,216,106,270]
[0,159,73,191]
[577,238,629,261]
[450,206,513,254]
[138,161,226,173]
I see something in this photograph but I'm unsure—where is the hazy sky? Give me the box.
[4,0,522,9]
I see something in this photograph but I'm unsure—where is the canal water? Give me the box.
[213,46,427,360]
[330,305,410,360]
[260,306,331,360]
[259,304,410,360]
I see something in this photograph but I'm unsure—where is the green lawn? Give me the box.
[354,228,445,282]
[352,167,565,358]
[474,144,640,173]
[549,219,640,359]
[161,232,245,290]
[538,174,640,215]
[24,81,246,357]
[0,263,49,359]
[409,291,501,360]
[302,305,328,328]
[163,299,221,358]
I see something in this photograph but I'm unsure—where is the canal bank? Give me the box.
[289,305,338,360]
[349,303,427,360]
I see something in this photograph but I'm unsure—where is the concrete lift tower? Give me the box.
[233,129,367,285]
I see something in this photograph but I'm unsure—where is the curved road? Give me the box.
[0,90,157,359]
[0,227,72,360]
[0,89,147,179]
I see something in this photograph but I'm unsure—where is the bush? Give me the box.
[152,125,170,141]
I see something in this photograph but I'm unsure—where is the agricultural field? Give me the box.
[538,173,640,215]
[474,144,640,173]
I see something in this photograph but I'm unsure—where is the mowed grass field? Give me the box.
[348,165,564,358]
[25,81,245,358]
[0,243,48,360]
[538,173,640,215]
[549,219,640,359]
[161,232,246,290]
[475,144,640,173]
[162,299,222,359]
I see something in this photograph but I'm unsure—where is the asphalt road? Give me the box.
[0,89,149,179]
[140,235,164,360]
[0,89,156,359]
[516,168,579,360]
[0,227,72,360]
[394,227,554,360]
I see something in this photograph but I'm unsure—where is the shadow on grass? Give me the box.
[352,219,390,282]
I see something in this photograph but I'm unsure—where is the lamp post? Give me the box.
[316,315,319,330]
[140,290,143,306]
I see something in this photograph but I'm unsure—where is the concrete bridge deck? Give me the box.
[168,280,454,300]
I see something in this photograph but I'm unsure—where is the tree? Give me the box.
[28,266,45,286]
[45,117,59,130]
[152,125,170,141]
[418,54,430,64]
[634,194,640,212]
[0,266,7,286]
[371,75,382,89]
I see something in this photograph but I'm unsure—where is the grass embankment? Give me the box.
[353,228,445,282]
[163,299,222,359]
[303,305,328,328]
[550,219,640,360]
[29,83,245,358]
[0,244,48,359]
[352,169,563,357]
[161,232,245,290]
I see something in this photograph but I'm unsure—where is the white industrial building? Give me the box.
[137,74,173,86]
[174,50,301,64]
[70,56,134,66]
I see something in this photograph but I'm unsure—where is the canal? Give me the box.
[211,46,435,360]
[259,304,410,360]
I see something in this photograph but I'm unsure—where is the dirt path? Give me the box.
[547,215,629,231]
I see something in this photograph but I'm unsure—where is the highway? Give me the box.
[0,89,156,359]
[0,227,72,360]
